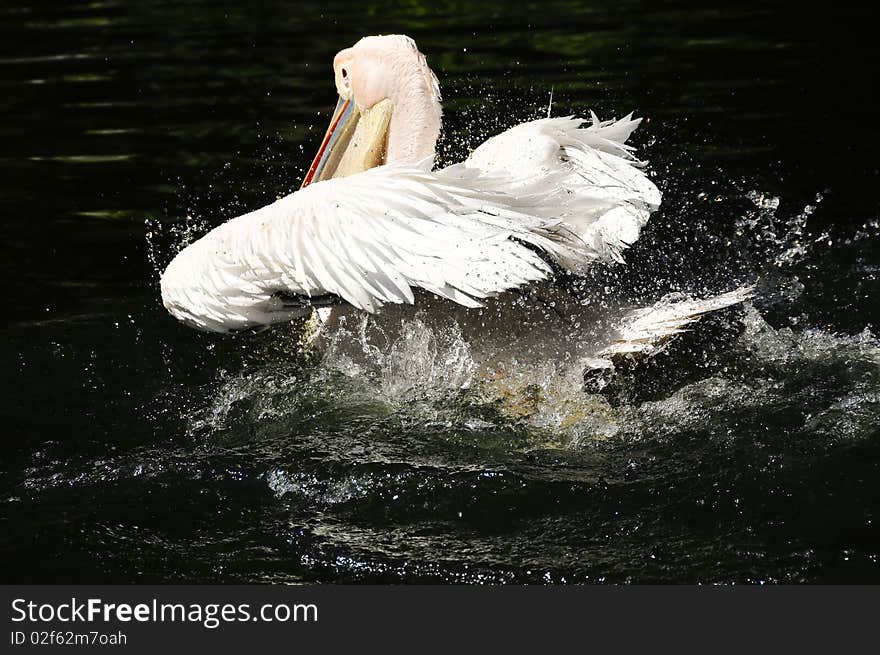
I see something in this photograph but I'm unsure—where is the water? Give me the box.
[2,0,879,583]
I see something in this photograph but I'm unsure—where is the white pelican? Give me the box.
[160,34,751,394]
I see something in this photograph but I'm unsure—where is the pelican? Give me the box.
[160,34,751,396]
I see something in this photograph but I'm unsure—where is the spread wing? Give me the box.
[160,164,591,333]
[456,114,662,268]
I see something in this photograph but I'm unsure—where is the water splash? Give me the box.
[145,212,212,280]
[321,314,477,403]
[603,304,880,446]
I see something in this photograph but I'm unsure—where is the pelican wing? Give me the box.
[456,115,662,268]
[599,286,755,358]
[160,164,590,333]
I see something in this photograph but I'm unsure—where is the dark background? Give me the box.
[1,1,879,583]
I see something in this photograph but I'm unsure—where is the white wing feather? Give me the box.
[161,113,662,333]
[160,164,589,333]
[459,114,661,268]
[600,286,755,358]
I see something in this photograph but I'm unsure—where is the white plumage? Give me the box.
[161,111,661,333]
[458,113,661,267]
[600,286,756,358]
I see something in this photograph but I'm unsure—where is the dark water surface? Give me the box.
[2,0,879,583]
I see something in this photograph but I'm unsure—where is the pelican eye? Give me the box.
[341,67,348,79]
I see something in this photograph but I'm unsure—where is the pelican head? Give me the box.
[301,34,442,187]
